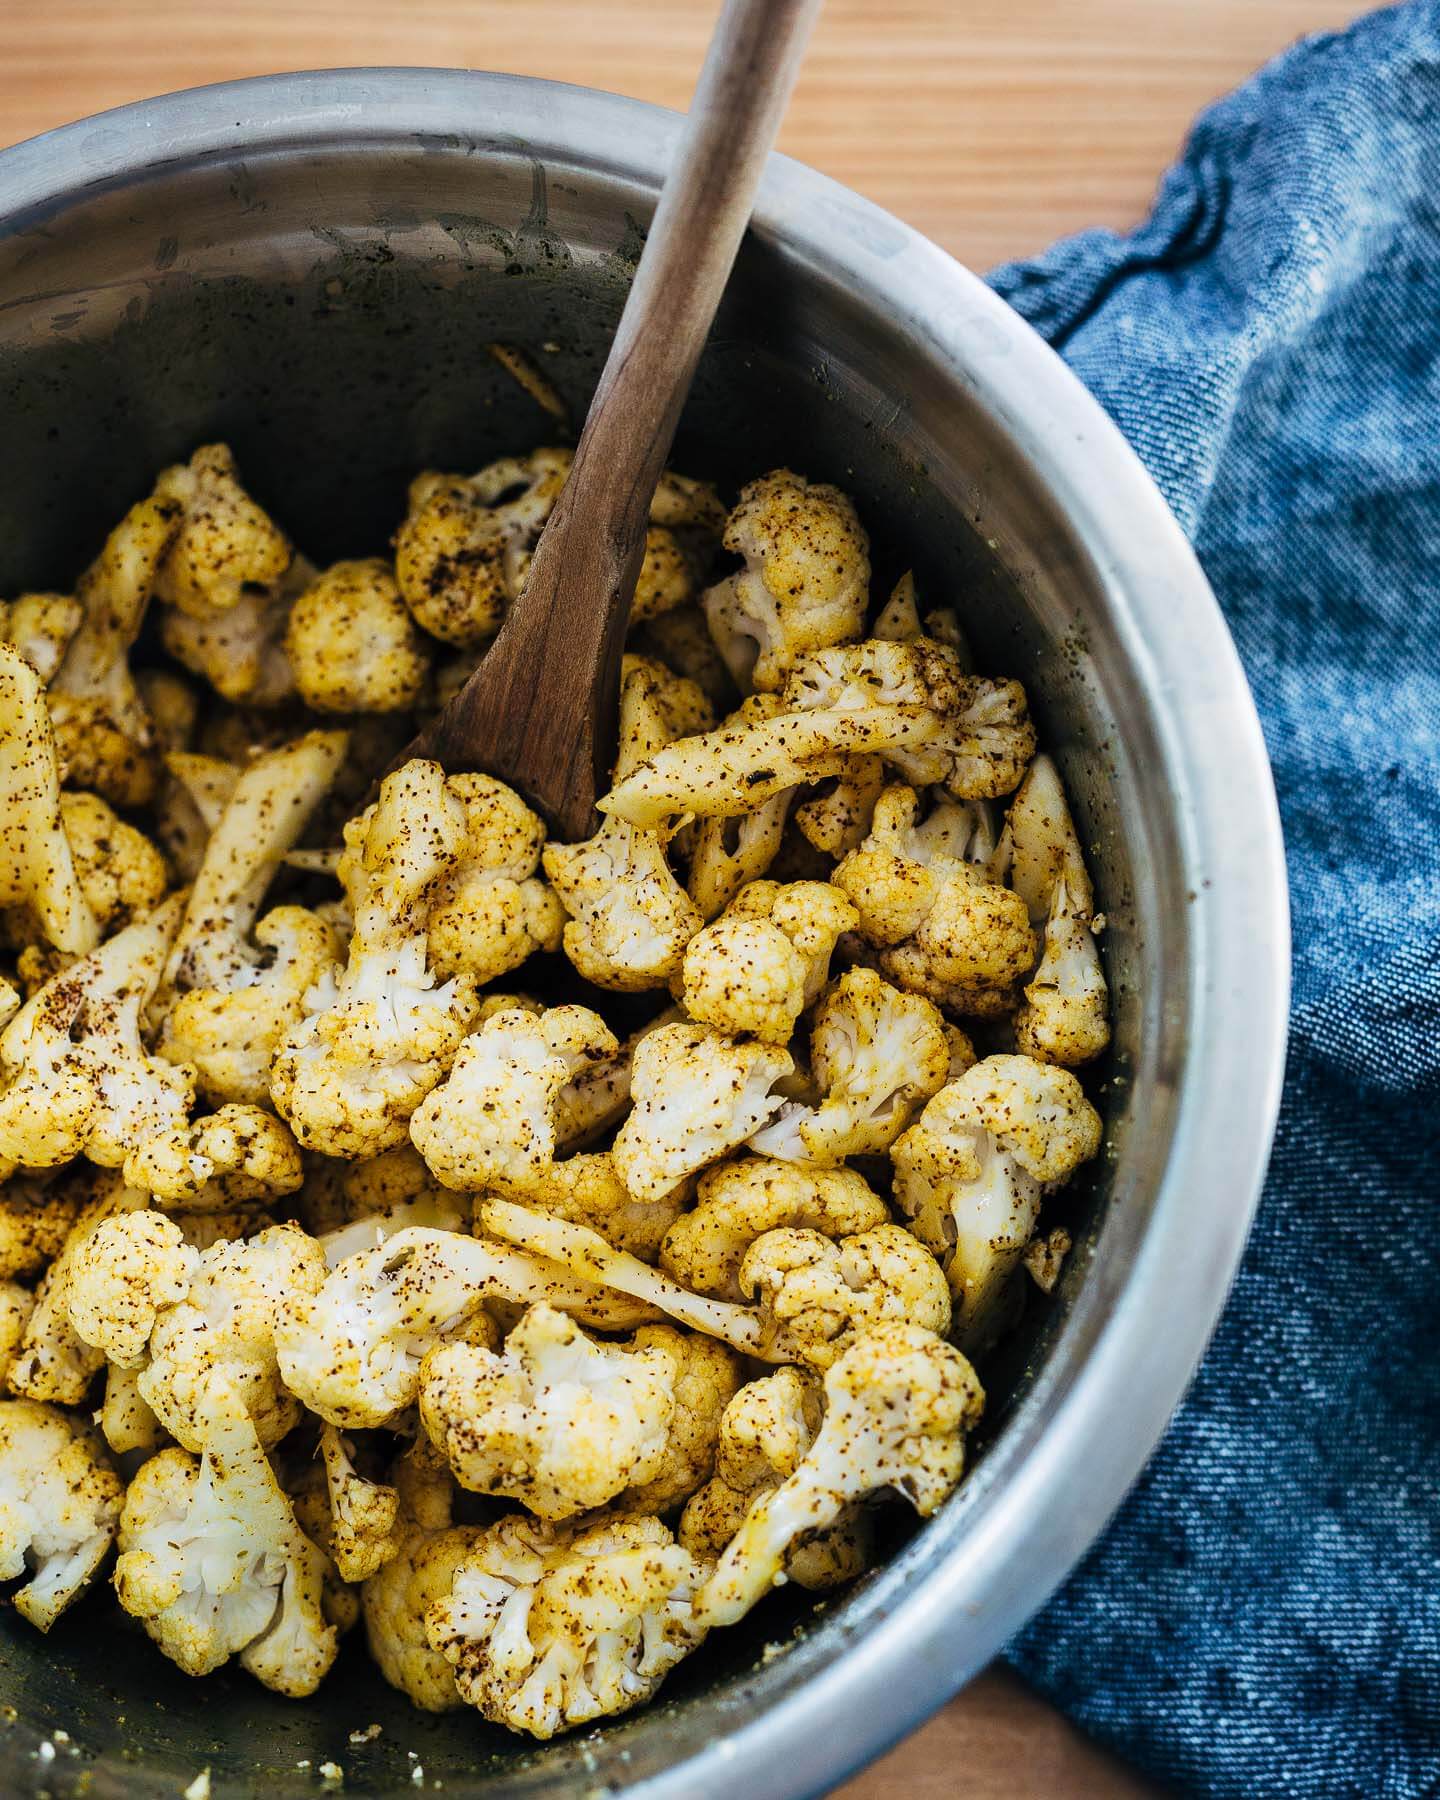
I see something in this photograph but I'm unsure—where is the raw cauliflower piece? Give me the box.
[683,695,796,919]
[660,1157,888,1302]
[134,667,200,753]
[271,760,479,1157]
[0,642,101,954]
[793,754,887,858]
[835,784,1034,1013]
[544,659,709,992]
[0,1281,35,1370]
[284,557,431,714]
[114,1373,337,1694]
[99,1363,165,1458]
[47,491,183,807]
[0,1398,123,1629]
[425,773,564,984]
[614,1324,742,1514]
[273,1227,655,1430]
[150,444,291,619]
[0,591,82,683]
[996,755,1111,1065]
[419,1303,678,1520]
[319,1424,403,1584]
[411,1005,616,1195]
[0,894,193,1170]
[67,1209,198,1368]
[362,1439,483,1711]
[481,1202,948,1372]
[702,470,869,693]
[394,449,573,646]
[425,1510,710,1739]
[161,553,315,706]
[514,1151,685,1263]
[602,638,1036,826]
[680,879,857,1042]
[554,1009,680,1154]
[891,1054,1102,1345]
[612,1022,794,1204]
[157,729,347,1102]
[124,1104,304,1214]
[749,969,948,1163]
[154,748,237,880]
[695,1324,983,1626]
[679,1366,868,1591]
[54,792,169,939]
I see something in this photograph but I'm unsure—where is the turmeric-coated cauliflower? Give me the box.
[426,1510,710,1739]
[514,1151,685,1264]
[284,558,431,714]
[680,879,857,1043]
[124,1104,304,1213]
[161,553,314,706]
[0,590,82,684]
[0,1398,123,1629]
[150,444,291,619]
[425,772,564,983]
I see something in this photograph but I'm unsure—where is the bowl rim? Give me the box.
[0,68,1291,1799]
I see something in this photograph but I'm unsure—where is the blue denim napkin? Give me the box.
[988,4,1440,1794]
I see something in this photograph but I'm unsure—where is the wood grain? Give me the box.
[0,0,1364,1792]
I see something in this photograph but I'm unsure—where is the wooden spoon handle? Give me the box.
[414,0,823,837]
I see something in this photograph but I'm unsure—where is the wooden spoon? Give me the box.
[400,0,823,840]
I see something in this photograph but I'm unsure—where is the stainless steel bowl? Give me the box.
[0,70,1289,1799]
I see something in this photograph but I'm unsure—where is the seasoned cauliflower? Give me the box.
[695,1324,983,1626]
[161,553,314,706]
[66,1208,197,1368]
[835,784,1034,1014]
[793,754,887,858]
[271,760,479,1157]
[284,558,431,714]
[891,1054,1102,1345]
[0,642,101,955]
[411,1005,616,1195]
[660,1157,888,1301]
[543,659,709,991]
[749,969,948,1163]
[682,695,796,919]
[628,602,736,711]
[274,1226,654,1430]
[0,895,193,1170]
[0,590,82,684]
[997,756,1111,1065]
[426,1510,710,1739]
[54,792,169,939]
[0,1398,123,1629]
[612,1022,794,1204]
[680,879,857,1042]
[114,1373,337,1693]
[318,1424,403,1583]
[702,470,869,693]
[150,444,291,618]
[99,1362,165,1458]
[304,1144,472,1266]
[513,1151,685,1264]
[425,773,564,983]
[124,1104,304,1214]
[0,1281,35,1370]
[47,491,182,808]
[679,1366,869,1591]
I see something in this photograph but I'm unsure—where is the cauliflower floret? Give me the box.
[0,1399,122,1629]
[835,785,1034,1014]
[0,1281,35,1370]
[47,491,183,807]
[749,969,948,1164]
[612,1022,793,1204]
[891,1054,1102,1345]
[162,553,315,706]
[67,1209,198,1367]
[614,1324,742,1514]
[153,748,237,880]
[996,756,1111,1066]
[425,773,564,984]
[135,667,200,753]
[426,1510,710,1739]
[695,1323,983,1626]
[419,1304,678,1520]
[681,694,796,920]
[481,1202,948,1373]
[702,470,869,693]
[0,591,82,683]
[99,1362,165,1457]
[114,1373,337,1693]
[516,1151,685,1263]
[124,1104,304,1214]
[680,879,858,1042]
[303,1144,472,1265]
[284,557,431,714]
[553,1009,680,1154]
[660,1158,888,1302]
[0,642,101,954]
[394,449,573,646]
[0,1176,83,1282]
[274,1227,656,1430]
[7,1173,144,1405]
[793,754,887,858]
[410,1005,617,1195]
[602,638,1036,826]
[679,1366,869,1590]
[0,893,193,1170]
[318,1424,403,1583]
[544,659,710,992]
[57,792,169,938]
[150,444,291,619]
[272,760,479,1158]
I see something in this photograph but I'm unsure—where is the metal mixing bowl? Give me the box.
[0,69,1289,1799]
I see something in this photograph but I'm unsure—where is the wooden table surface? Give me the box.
[1,1,1361,1793]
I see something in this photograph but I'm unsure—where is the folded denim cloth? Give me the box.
[989,4,1440,1794]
